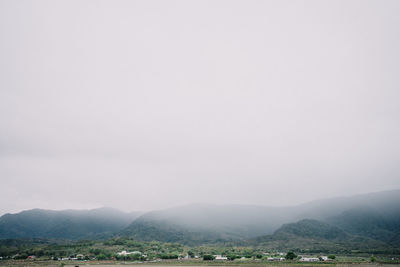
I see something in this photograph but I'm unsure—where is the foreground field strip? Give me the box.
[2,262,400,267]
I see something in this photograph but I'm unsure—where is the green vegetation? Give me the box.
[0,238,184,261]
[0,237,399,266]
[0,208,142,240]
[247,219,400,254]
[202,254,215,260]
[285,251,297,260]
[1,190,400,252]
[1,190,400,264]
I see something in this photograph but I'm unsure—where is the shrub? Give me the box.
[285,251,297,260]
[203,254,215,261]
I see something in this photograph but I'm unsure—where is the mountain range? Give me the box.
[0,207,142,240]
[1,190,399,252]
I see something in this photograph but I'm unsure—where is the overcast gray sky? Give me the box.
[1,0,399,215]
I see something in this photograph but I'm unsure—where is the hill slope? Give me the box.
[248,219,395,254]
[120,203,296,244]
[327,207,400,246]
[0,207,142,240]
[121,190,400,246]
[1,189,399,249]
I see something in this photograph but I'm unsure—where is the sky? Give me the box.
[0,0,400,215]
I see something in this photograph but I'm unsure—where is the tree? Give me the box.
[90,248,101,255]
[285,251,297,260]
[203,254,215,261]
[97,254,107,260]
[227,254,237,261]
[328,254,336,260]
[370,256,376,262]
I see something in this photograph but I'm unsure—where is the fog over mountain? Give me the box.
[1,0,400,216]
[1,190,399,251]
[121,189,400,244]
[0,207,143,240]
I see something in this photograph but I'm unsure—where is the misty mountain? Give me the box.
[0,207,142,240]
[120,203,295,244]
[326,207,400,246]
[121,190,400,246]
[120,218,229,245]
[1,189,399,249]
[248,219,395,253]
[273,219,348,240]
[295,189,400,220]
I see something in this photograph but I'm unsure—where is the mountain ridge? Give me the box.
[0,207,143,240]
[0,189,399,252]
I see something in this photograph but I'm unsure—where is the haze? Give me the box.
[1,0,399,215]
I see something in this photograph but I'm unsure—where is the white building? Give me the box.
[299,257,319,262]
[267,257,285,261]
[117,250,143,256]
